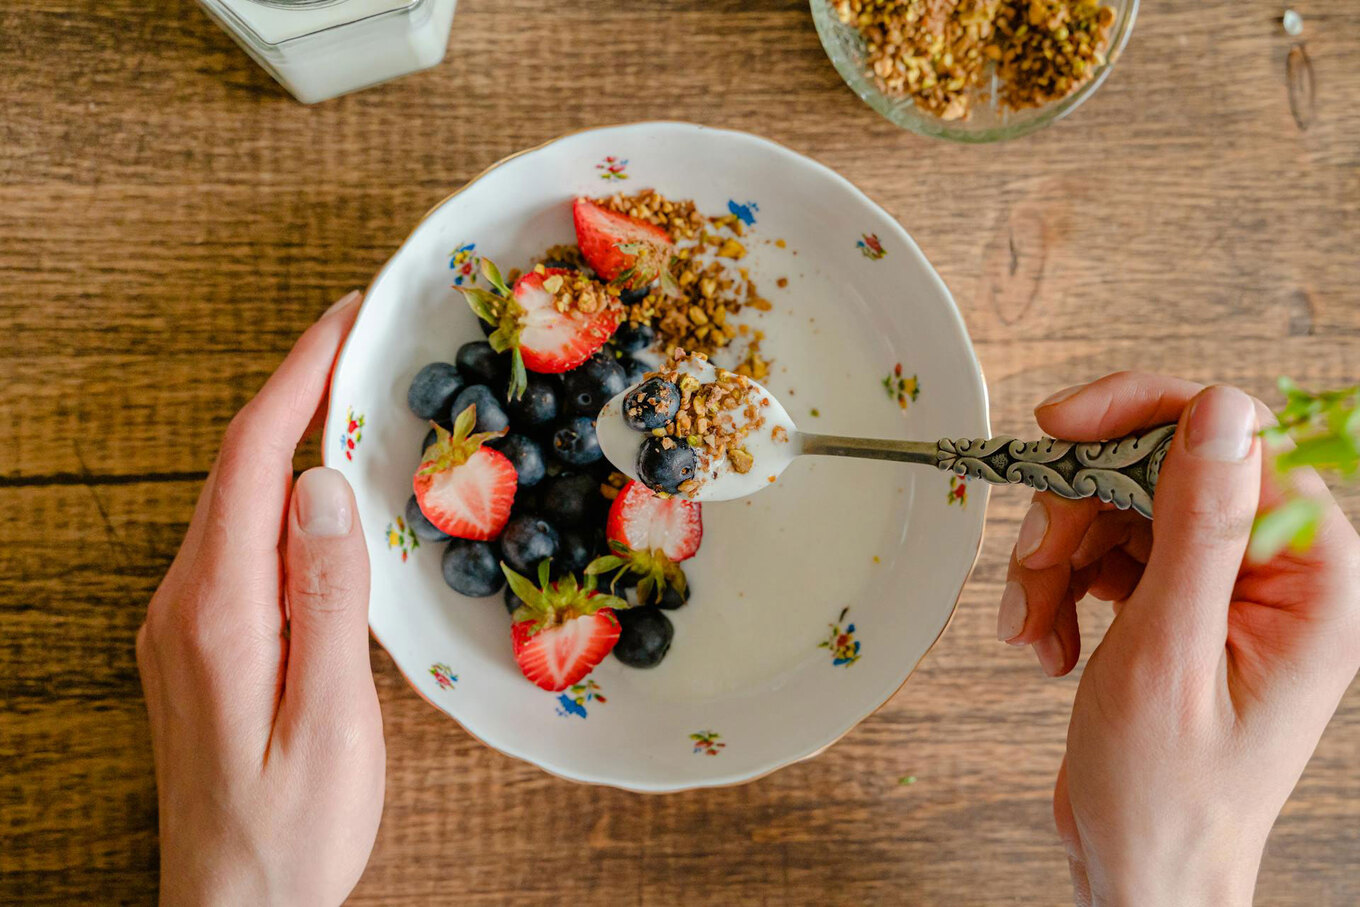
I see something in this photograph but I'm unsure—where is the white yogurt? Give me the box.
[597,357,800,501]
[594,255,917,703]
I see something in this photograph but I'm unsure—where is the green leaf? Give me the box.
[453,404,476,440]
[487,327,514,354]
[658,268,681,298]
[458,287,501,325]
[585,555,626,575]
[507,349,528,401]
[637,575,656,605]
[481,257,511,295]
[502,564,544,610]
[1249,497,1324,562]
[537,559,552,589]
[596,592,629,612]
[1276,435,1360,474]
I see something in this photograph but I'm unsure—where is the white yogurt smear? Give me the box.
[597,356,800,501]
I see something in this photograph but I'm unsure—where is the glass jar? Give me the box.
[197,0,458,104]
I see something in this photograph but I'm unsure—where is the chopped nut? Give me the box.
[728,448,755,474]
[832,0,1115,119]
[717,238,746,260]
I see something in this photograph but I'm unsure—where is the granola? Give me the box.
[645,349,767,494]
[592,190,772,376]
[832,0,1114,120]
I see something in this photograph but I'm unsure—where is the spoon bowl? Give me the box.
[596,358,803,502]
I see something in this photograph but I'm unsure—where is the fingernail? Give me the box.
[322,289,362,319]
[1016,500,1048,563]
[997,581,1028,642]
[1034,632,1065,676]
[1184,386,1256,462]
[296,467,353,538]
[1037,384,1085,410]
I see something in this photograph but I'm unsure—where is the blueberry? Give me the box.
[619,285,651,306]
[563,352,627,417]
[611,320,655,353]
[500,514,560,576]
[478,317,496,337]
[588,457,620,484]
[613,607,673,668]
[555,528,597,576]
[405,494,451,542]
[617,355,651,387]
[542,473,600,526]
[657,581,689,610]
[511,483,545,517]
[451,385,510,435]
[441,539,504,598]
[456,341,508,387]
[422,427,438,455]
[552,416,603,466]
[504,583,529,616]
[543,258,576,270]
[494,434,546,487]
[505,374,560,430]
[636,435,698,494]
[622,378,681,431]
[407,362,464,421]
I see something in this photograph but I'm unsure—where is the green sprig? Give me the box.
[1250,377,1360,561]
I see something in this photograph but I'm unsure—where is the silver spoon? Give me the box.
[597,362,1174,518]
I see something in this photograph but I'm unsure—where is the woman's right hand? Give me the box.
[997,372,1360,906]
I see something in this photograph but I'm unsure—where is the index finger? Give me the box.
[205,291,363,557]
[1034,371,1204,440]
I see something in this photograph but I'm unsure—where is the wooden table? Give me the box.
[3,1,1358,903]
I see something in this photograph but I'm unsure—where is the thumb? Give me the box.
[282,467,373,720]
[1132,385,1260,656]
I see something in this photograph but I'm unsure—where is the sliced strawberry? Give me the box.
[606,480,703,561]
[572,198,674,289]
[456,258,620,398]
[504,562,627,691]
[513,269,620,373]
[413,405,516,540]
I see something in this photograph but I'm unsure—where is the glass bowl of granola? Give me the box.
[324,122,987,791]
[812,0,1139,142]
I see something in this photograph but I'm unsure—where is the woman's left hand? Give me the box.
[137,290,385,906]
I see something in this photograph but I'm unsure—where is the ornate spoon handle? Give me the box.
[934,424,1176,519]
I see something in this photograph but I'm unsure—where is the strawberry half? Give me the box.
[588,480,701,605]
[606,480,703,560]
[456,258,620,398]
[413,404,516,541]
[504,561,627,691]
[572,198,675,291]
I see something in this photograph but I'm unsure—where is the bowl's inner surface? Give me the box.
[327,124,987,790]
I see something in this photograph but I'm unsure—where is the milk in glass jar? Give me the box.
[197,0,458,104]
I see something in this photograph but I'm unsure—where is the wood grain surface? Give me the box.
[2,0,1358,903]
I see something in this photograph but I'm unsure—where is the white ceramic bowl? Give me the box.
[324,122,989,792]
